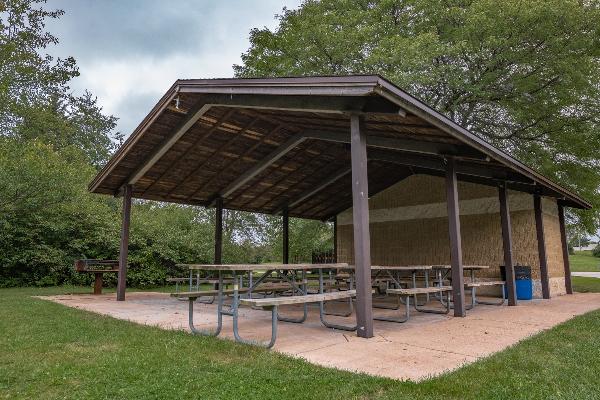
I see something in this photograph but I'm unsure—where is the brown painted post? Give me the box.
[534,194,551,299]
[333,216,338,263]
[282,207,289,264]
[350,113,374,338]
[94,273,103,295]
[214,197,223,264]
[117,184,132,301]
[498,183,517,306]
[558,204,573,294]
[445,158,466,317]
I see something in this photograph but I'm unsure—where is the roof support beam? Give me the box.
[282,207,289,265]
[446,157,466,317]
[368,149,533,185]
[117,185,132,302]
[119,100,212,191]
[214,197,223,265]
[176,92,407,116]
[499,182,517,306]
[534,194,551,299]
[304,130,482,158]
[558,204,573,294]
[217,134,307,200]
[274,167,352,214]
[350,114,374,338]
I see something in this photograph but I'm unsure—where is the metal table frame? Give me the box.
[181,263,356,348]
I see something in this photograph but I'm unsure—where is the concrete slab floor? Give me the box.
[39,292,600,381]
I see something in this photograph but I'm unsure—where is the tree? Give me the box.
[0,0,121,167]
[235,0,600,232]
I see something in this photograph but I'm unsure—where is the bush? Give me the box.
[593,244,600,258]
[568,243,575,255]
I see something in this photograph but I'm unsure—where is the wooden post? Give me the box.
[350,113,373,338]
[94,273,103,295]
[445,158,466,317]
[117,184,132,301]
[214,197,223,264]
[499,183,517,306]
[558,204,573,294]
[282,207,289,264]
[534,194,551,299]
[333,216,338,263]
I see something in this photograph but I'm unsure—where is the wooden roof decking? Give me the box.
[90,75,591,219]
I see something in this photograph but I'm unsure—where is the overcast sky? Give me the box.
[45,0,301,137]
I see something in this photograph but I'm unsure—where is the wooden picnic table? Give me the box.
[174,263,360,348]
[182,263,351,271]
[431,265,490,271]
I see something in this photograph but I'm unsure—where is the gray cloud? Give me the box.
[44,0,300,136]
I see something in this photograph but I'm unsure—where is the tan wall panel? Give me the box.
[336,174,567,297]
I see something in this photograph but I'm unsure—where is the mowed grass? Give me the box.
[569,250,600,272]
[1,286,600,399]
[572,276,600,293]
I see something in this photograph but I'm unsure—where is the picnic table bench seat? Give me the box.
[240,289,356,308]
[387,285,453,296]
[375,285,452,323]
[465,280,506,306]
[465,280,506,288]
[167,277,235,284]
[171,284,292,300]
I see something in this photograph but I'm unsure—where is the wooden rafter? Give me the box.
[119,100,212,191]
[173,115,263,198]
[140,108,238,196]
[274,167,351,214]
[234,141,326,209]
[216,134,307,201]
[200,123,289,202]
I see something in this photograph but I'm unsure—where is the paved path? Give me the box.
[572,272,600,278]
[40,292,600,381]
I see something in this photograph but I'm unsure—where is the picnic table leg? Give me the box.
[231,271,278,348]
[462,270,476,310]
[318,268,357,331]
[414,291,451,314]
[411,271,427,307]
[374,294,410,323]
[277,270,308,323]
[188,271,223,337]
[471,284,506,306]
[323,270,355,316]
[425,271,430,303]
[248,272,253,299]
[326,273,355,316]
[93,273,103,295]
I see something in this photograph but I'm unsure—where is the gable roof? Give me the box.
[90,75,591,217]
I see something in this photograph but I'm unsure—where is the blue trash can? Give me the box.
[501,265,533,300]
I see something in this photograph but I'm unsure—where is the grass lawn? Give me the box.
[572,276,600,293]
[1,286,600,399]
[568,250,600,272]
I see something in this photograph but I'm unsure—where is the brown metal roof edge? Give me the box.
[177,75,381,86]
[88,82,180,193]
[374,76,592,209]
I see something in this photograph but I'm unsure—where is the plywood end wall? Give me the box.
[336,174,567,297]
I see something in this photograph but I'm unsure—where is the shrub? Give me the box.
[593,244,600,258]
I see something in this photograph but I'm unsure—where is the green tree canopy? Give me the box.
[0,0,121,167]
[235,0,600,232]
